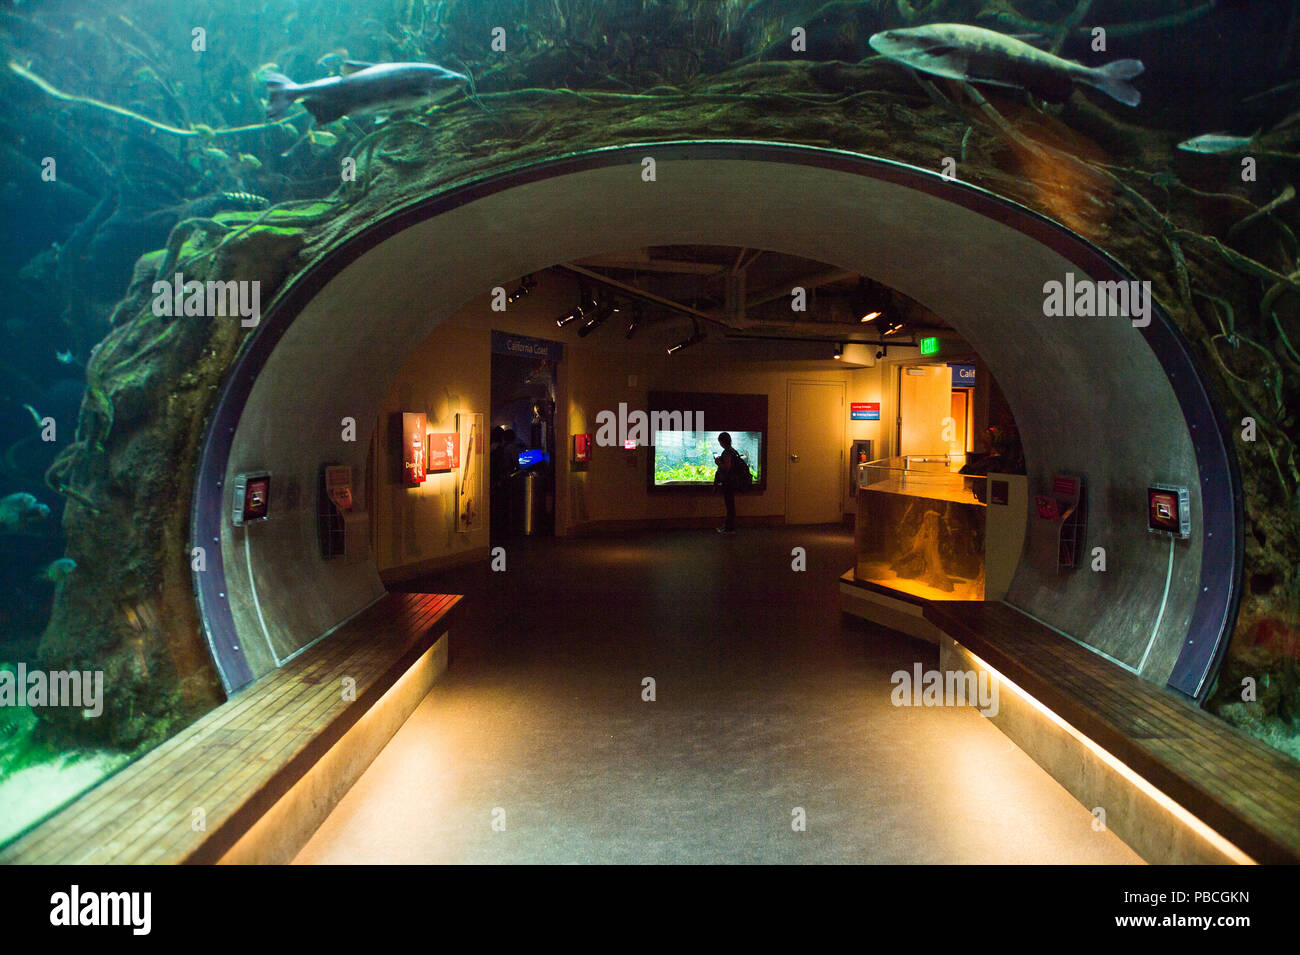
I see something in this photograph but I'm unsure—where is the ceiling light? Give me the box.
[833,343,843,359]
[556,305,583,328]
[667,331,706,355]
[507,274,537,305]
[860,310,881,323]
[576,300,615,338]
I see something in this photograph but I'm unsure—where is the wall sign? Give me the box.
[951,364,976,389]
[456,412,483,533]
[573,433,592,464]
[850,402,880,421]
[427,432,460,472]
[397,412,427,485]
[491,330,563,362]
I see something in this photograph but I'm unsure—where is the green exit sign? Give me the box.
[919,336,940,355]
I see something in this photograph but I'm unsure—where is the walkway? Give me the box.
[295,526,1140,864]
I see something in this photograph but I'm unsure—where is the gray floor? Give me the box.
[295,527,1142,864]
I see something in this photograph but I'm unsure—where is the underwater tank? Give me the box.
[0,0,1296,852]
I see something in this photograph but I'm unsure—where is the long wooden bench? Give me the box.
[923,600,1300,865]
[0,591,460,865]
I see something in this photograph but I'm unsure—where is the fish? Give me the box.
[264,61,468,126]
[36,557,76,583]
[1177,133,1256,155]
[55,350,76,364]
[0,492,50,533]
[316,48,349,72]
[868,23,1144,107]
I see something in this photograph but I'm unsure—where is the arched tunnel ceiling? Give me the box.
[194,143,1240,700]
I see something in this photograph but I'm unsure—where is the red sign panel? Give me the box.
[427,432,460,472]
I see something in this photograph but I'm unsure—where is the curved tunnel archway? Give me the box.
[192,142,1241,700]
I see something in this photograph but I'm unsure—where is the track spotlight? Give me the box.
[667,331,706,355]
[507,274,538,305]
[882,316,906,336]
[834,343,843,359]
[559,285,596,327]
[556,305,583,328]
[576,300,616,338]
[860,310,881,323]
[625,305,642,340]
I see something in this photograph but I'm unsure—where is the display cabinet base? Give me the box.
[839,570,941,645]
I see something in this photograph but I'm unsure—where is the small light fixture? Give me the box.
[667,330,706,355]
[860,310,881,323]
[556,305,583,328]
[833,343,843,359]
[507,274,537,305]
[577,300,616,338]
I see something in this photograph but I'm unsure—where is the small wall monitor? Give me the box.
[1147,484,1190,539]
[232,471,271,526]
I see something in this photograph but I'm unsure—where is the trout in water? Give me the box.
[869,23,1144,106]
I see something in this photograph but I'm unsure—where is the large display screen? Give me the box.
[652,430,762,487]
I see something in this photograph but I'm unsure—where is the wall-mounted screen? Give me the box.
[647,391,767,491]
[232,472,270,526]
[653,430,762,487]
[1147,484,1190,539]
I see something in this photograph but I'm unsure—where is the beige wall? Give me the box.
[373,278,891,574]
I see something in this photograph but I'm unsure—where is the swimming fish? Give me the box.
[316,48,349,72]
[55,350,75,365]
[264,61,468,125]
[1177,133,1256,155]
[868,23,1145,106]
[36,557,76,583]
[0,492,50,533]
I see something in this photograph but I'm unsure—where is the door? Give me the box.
[786,381,844,524]
[949,389,969,454]
[898,364,952,456]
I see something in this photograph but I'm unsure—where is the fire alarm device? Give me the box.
[232,472,271,526]
[1147,484,1191,539]
[573,433,592,464]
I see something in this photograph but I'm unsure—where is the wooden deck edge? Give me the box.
[208,632,451,865]
[923,602,1300,865]
[184,600,460,864]
[0,594,461,865]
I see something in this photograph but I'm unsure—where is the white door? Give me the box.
[786,381,844,524]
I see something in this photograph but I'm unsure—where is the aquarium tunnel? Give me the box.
[195,142,1239,700]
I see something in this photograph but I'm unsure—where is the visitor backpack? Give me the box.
[728,449,753,489]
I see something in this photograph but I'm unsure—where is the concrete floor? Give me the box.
[294,526,1142,864]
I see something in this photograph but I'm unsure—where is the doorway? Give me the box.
[489,349,557,541]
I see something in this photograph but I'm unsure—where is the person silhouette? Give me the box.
[713,432,742,534]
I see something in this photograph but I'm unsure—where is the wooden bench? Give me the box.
[923,600,1300,865]
[0,591,460,865]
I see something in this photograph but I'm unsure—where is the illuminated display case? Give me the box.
[855,454,986,601]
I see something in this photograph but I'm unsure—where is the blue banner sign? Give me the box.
[951,363,975,388]
[492,331,564,362]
